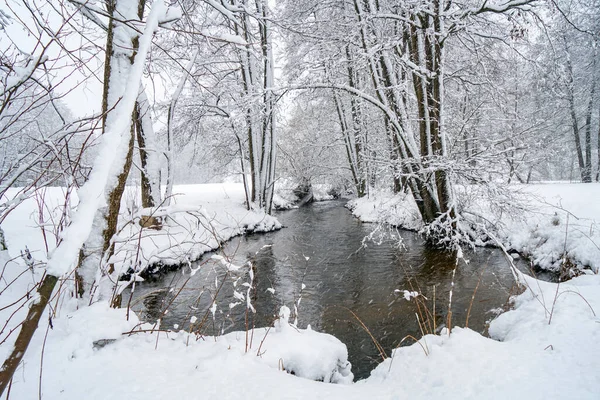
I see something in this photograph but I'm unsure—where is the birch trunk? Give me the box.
[259,0,277,213]
[233,0,276,212]
[582,57,596,183]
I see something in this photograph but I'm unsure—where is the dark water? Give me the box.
[125,201,524,380]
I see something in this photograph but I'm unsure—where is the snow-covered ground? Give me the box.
[272,178,339,209]
[1,182,599,399]
[2,183,280,270]
[2,252,599,399]
[349,182,600,274]
[502,183,600,273]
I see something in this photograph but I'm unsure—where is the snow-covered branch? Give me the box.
[46,0,168,277]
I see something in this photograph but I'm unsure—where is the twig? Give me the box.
[555,290,596,317]
[549,214,569,324]
[256,325,273,356]
[335,306,387,361]
[465,272,482,328]
[38,316,52,400]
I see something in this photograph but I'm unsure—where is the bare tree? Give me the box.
[0,0,173,393]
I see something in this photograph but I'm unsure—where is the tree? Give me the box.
[537,0,600,182]
[280,0,538,242]
[0,0,173,393]
[155,0,279,212]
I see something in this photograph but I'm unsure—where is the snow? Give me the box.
[2,257,599,399]
[3,53,47,93]
[346,189,423,231]
[2,182,600,399]
[349,183,600,273]
[159,4,183,26]
[0,251,39,364]
[396,289,420,301]
[502,183,600,273]
[2,183,280,282]
[221,306,353,384]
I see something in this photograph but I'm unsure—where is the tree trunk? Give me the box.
[430,0,454,217]
[333,92,365,197]
[0,225,6,251]
[78,0,146,299]
[564,43,587,182]
[582,69,596,183]
[103,129,135,273]
[0,274,58,396]
[353,0,442,223]
[135,89,161,211]
[331,46,367,198]
[407,11,451,223]
[345,47,367,197]
[261,0,276,213]
[569,95,587,182]
[597,102,600,181]
[234,5,258,208]
[232,0,277,213]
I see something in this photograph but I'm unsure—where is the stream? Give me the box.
[126,200,528,380]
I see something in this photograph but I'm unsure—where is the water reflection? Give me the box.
[125,201,523,380]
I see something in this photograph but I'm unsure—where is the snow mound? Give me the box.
[348,183,600,273]
[501,183,600,273]
[366,273,600,399]
[346,190,422,231]
[2,184,282,281]
[223,306,353,384]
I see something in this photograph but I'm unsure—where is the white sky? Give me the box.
[2,0,287,121]
[2,0,104,118]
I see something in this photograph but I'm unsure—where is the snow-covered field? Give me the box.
[1,182,599,399]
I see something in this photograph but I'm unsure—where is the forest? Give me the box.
[1,0,599,399]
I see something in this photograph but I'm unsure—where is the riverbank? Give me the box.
[1,182,599,399]
[2,251,599,399]
[2,183,280,272]
[348,182,600,274]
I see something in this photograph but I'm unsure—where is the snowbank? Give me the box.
[346,189,422,231]
[114,184,280,274]
[3,297,355,399]
[502,183,600,273]
[347,183,600,273]
[3,262,599,399]
[223,306,353,384]
[366,272,600,399]
[1,183,281,276]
